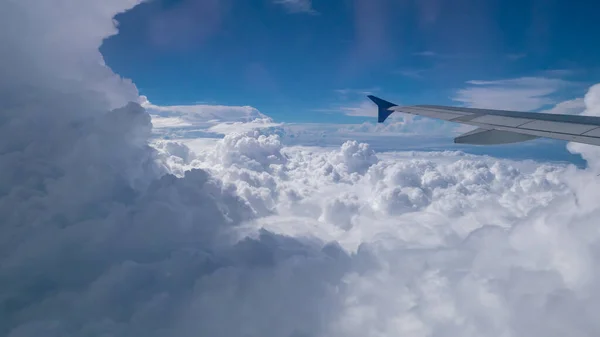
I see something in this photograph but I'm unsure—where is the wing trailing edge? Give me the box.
[454,128,539,145]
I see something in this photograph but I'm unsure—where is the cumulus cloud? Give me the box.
[152,80,600,336]
[454,77,571,111]
[144,95,462,154]
[159,126,600,336]
[0,2,341,336]
[6,1,600,337]
[566,84,600,171]
[163,125,600,336]
[0,0,141,109]
[541,97,585,115]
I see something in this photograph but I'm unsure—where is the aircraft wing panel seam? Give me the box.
[449,114,484,122]
[515,120,535,128]
[477,123,600,141]
[582,126,600,136]
[408,106,474,115]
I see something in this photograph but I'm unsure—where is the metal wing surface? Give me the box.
[368,95,600,146]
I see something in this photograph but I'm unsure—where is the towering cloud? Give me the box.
[3,1,600,337]
[0,1,345,336]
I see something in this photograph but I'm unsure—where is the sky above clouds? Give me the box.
[99,0,600,165]
[102,0,600,122]
[4,0,600,336]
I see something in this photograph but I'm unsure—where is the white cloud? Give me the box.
[582,83,600,117]
[146,80,600,335]
[318,89,385,118]
[145,96,463,154]
[142,96,270,123]
[454,77,571,111]
[0,0,142,109]
[143,96,279,139]
[7,0,600,336]
[540,98,585,115]
[566,84,600,171]
[308,98,465,147]
[0,1,342,336]
[161,127,600,336]
[338,100,379,117]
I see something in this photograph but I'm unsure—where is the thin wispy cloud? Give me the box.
[334,88,380,96]
[454,77,572,111]
[320,89,384,118]
[395,68,428,79]
[412,50,480,60]
[507,53,527,60]
[313,101,376,117]
[337,100,377,117]
[413,51,437,57]
[273,0,318,14]
[543,68,577,77]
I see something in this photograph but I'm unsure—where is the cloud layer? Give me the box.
[157,124,600,337]
[3,1,600,337]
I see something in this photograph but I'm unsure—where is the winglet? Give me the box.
[367,95,397,123]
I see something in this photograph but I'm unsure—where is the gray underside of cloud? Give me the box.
[4,1,600,337]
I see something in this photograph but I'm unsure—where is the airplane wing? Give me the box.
[368,95,600,146]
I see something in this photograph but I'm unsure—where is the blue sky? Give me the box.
[102,0,600,123]
[100,0,600,166]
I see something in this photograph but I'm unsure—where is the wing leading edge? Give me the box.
[367,95,600,146]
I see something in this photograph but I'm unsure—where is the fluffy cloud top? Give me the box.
[0,0,141,109]
[566,84,600,171]
[541,98,585,115]
[4,1,600,337]
[157,126,600,337]
[0,1,340,336]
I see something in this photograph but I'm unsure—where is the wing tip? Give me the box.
[367,95,397,123]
